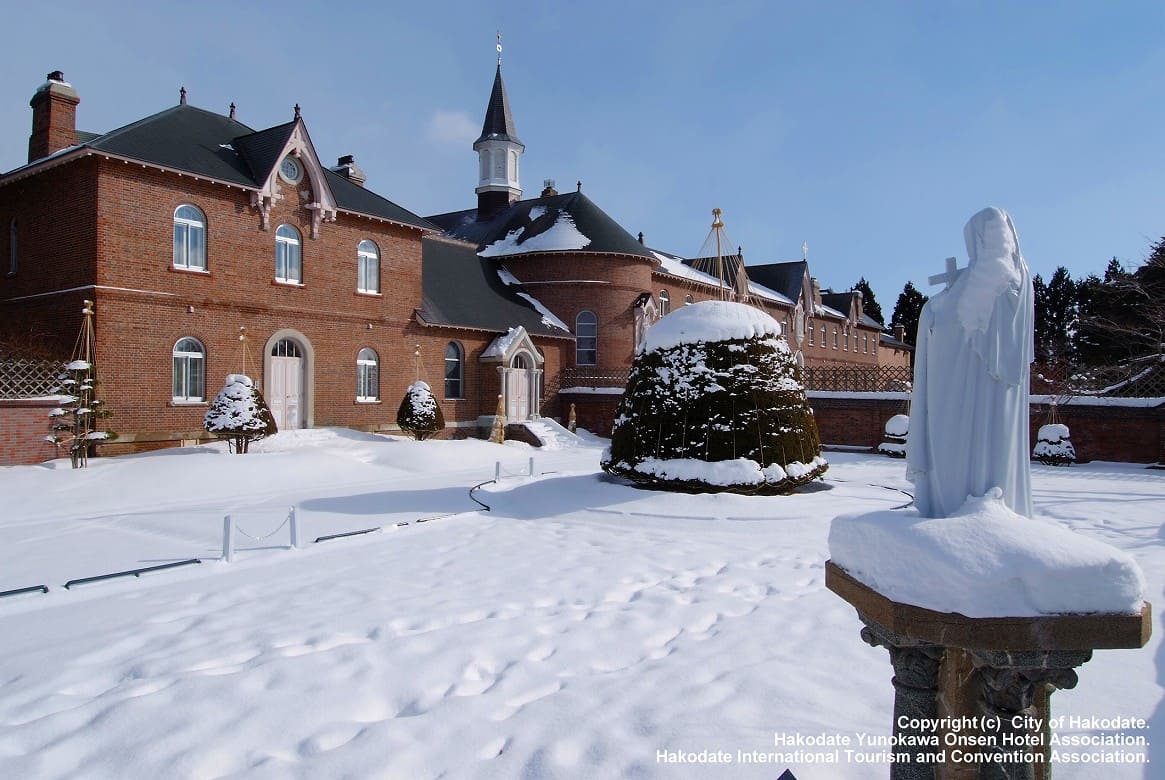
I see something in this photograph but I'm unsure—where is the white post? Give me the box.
[528,456,534,476]
[289,506,299,549]
[495,461,501,481]
[222,515,234,563]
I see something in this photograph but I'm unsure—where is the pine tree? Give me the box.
[889,282,928,347]
[204,374,277,454]
[1033,267,1079,362]
[852,277,884,325]
[397,380,445,440]
[1078,250,1165,365]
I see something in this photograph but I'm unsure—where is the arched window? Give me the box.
[172,337,205,402]
[271,338,302,358]
[444,342,464,399]
[832,327,839,349]
[863,333,869,353]
[356,348,379,402]
[659,290,670,316]
[843,327,849,351]
[509,150,518,181]
[576,310,597,365]
[685,294,694,305]
[275,224,302,284]
[357,239,379,294]
[808,323,815,346]
[173,205,207,271]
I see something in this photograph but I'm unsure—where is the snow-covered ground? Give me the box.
[0,430,1161,779]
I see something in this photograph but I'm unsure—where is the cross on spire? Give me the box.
[928,256,963,289]
[497,31,503,66]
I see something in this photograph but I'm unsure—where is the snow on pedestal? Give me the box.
[877,413,908,458]
[1033,422,1075,466]
[829,489,1144,617]
[601,300,826,494]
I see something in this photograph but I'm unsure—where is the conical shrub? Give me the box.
[204,374,277,454]
[397,380,445,440]
[602,301,827,493]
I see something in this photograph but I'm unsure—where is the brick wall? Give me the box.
[0,398,57,466]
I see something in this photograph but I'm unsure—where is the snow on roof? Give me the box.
[642,300,782,353]
[479,211,590,257]
[482,327,524,359]
[495,267,570,331]
[829,489,1145,617]
[651,251,793,306]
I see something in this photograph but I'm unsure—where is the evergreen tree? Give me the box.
[397,381,445,440]
[1033,267,1079,362]
[602,301,827,494]
[852,277,884,325]
[889,281,928,346]
[1078,249,1165,365]
[204,374,277,454]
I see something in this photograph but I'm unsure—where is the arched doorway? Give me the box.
[263,330,314,430]
[506,351,533,420]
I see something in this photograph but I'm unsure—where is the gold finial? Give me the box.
[497,32,503,66]
[711,207,723,229]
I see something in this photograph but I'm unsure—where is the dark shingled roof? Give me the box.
[475,65,522,147]
[746,261,808,303]
[87,104,257,186]
[17,103,435,231]
[419,237,572,338]
[232,120,297,184]
[427,191,656,260]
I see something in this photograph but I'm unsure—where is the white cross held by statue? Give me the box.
[928,256,963,289]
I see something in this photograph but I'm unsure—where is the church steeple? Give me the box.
[474,38,524,220]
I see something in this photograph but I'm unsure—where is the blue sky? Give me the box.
[3,1,1163,316]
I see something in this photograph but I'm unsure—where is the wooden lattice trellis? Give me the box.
[0,358,65,399]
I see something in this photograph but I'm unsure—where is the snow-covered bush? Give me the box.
[1033,422,1075,466]
[397,380,445,440]
[204,374,277,454]
[46,358,116,468]
[602,301,827,494]
[877,414,908,458]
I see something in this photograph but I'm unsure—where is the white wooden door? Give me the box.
[270,356,303,430]
[506,368,529,421]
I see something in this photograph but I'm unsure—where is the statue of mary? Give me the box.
[906,207,1035,518]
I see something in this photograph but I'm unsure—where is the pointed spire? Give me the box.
[474,61,522,147]
[179,86,186,106]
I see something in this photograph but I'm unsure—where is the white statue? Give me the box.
[906,207,1034,518]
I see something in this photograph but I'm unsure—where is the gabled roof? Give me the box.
[418,237,573,338]
[475,65,522,147]
[5,103,436,232]
[232,120,297,184]
[427,191,656,260]
[746,261,809,304]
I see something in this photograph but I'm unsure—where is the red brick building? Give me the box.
[1,66,900,456]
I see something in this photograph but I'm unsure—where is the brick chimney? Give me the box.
[28,71,80,163]
[330,155,366,187]
[894,324,906,343]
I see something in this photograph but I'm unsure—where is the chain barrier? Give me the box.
[232,515,291,541]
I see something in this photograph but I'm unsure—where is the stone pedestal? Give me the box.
[826,561,1151,780]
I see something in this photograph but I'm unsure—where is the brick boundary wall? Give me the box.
[0,398,59,466]
[3,393,1162,467]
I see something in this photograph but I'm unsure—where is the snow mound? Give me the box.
[641,300,782,353]
[884,414,909,437]
[829,489,1145,617]
[1038,423,1070,441]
